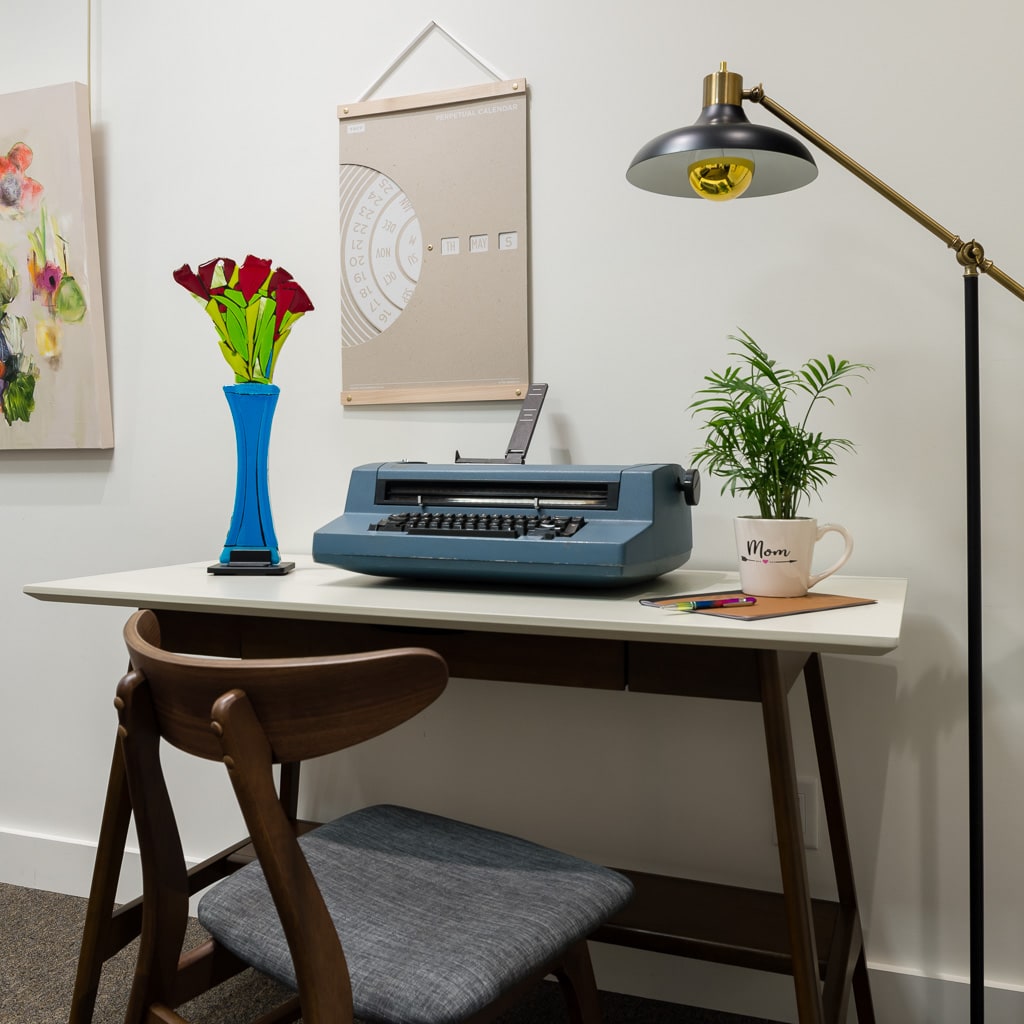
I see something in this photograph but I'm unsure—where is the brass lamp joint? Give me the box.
[954,238,988,275]
[704,61,745,106]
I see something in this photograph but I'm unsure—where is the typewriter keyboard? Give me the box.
[369,512,587,539]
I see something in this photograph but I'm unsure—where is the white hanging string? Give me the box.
[358,21,508,102]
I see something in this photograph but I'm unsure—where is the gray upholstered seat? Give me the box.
[199,804,634,1024]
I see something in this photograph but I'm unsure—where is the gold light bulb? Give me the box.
[688,157,755,201]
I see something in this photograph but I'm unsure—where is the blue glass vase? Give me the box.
[220,383,281,565]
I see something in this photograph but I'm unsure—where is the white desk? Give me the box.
[26,557,906,1024]
[25,555,904,652]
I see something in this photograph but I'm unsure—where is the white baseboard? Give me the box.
[4,828,1022,1024]
[0,825,142,902]
[868,964,1024,1024]
[589,928,1024,1023]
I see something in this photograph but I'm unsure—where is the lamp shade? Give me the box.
[627,103,818,199]
[626,64,818,200]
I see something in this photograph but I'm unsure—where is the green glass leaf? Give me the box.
[202,298,230,344]
[244,299,259,339]
[219,300,250,361]
[253,297,277,381]
[218,339,249,379]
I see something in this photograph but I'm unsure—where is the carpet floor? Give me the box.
[0,882,780,1023]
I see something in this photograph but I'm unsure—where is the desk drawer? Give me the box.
[627,643,808,701]
[154,611,626,690]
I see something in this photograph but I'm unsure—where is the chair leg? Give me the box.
[69,735,135,1024]
[553,941,603,1024]
[851,949,876,1024]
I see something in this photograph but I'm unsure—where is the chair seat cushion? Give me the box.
[198,804,633,1024]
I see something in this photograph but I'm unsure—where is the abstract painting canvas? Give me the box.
[0,82,112,449]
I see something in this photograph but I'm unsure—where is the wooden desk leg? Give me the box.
[758,650,826,1024]
[805,653,876,1024]
[68,734,133,1024]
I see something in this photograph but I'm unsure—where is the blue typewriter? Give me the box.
[312,460,700,587]
[313,386,700,586]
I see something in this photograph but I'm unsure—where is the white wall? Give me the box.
[3,2,1024,1022]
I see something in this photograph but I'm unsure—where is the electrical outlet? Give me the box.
[771,777,820,850]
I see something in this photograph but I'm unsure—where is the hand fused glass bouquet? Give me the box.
[173,255,314,384]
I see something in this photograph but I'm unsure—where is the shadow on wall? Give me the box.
[815,653,899,928]
[877,607,966,1022]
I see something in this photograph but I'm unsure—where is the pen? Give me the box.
[669,597,757,611]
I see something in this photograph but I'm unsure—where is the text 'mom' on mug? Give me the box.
[734,516,854,598]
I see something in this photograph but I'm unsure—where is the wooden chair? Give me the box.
[114,608,633,1024]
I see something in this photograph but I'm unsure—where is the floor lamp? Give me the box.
[627,62,1024,1024]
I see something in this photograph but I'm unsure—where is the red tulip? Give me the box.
[235,255,273,302]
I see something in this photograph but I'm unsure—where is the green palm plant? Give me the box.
[689,330,872,519]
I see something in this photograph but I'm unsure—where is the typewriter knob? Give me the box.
[678,468,701,506]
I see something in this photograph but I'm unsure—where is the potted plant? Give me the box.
[689,329,871,597]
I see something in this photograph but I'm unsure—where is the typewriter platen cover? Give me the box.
[312,461,700,587]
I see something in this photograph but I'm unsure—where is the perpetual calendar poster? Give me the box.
[338,79,529,405]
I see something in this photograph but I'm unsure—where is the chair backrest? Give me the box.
[120,608,449,762]
[114,608,450,1024]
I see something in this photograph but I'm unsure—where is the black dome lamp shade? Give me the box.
[626,62,818,199]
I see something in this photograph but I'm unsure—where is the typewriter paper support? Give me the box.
[456,383,548,464]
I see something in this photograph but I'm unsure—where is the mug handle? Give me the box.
[807,523,854,589]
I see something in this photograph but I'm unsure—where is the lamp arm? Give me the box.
[747,85,1024,303]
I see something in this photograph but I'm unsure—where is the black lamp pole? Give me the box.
[964,270,984,1023]
[627,63,1024,1024]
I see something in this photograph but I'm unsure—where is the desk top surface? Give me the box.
[25,555,906,656]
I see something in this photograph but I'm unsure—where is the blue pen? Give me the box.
[670,597,757,611]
